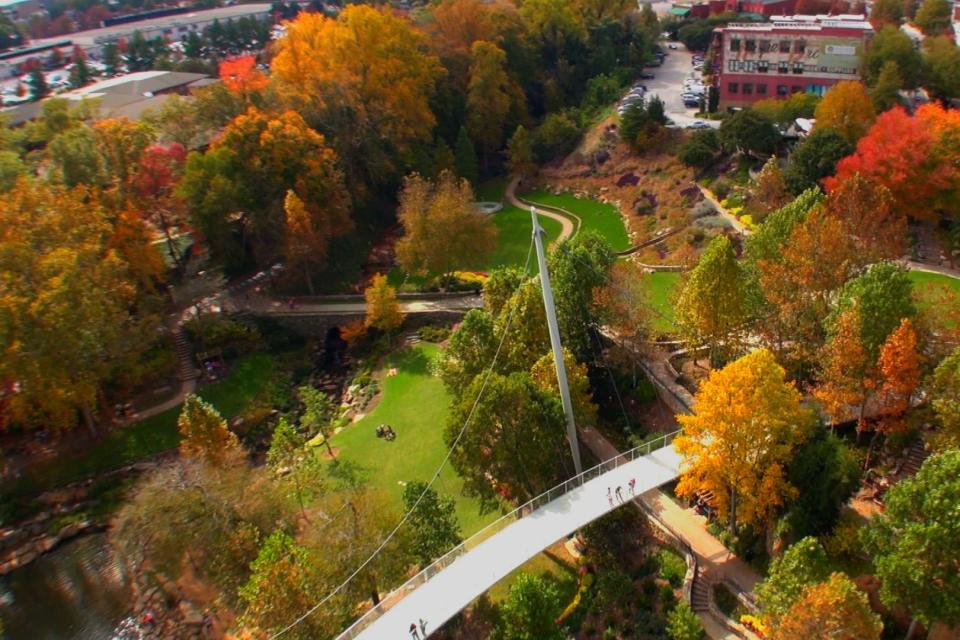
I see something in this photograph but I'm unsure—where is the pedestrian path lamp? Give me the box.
[531,206,582,475]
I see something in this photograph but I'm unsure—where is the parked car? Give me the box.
[687,120,711,129]
[639,72,655,79]
[668,43,678,49]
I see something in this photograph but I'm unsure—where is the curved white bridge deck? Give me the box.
[337,433,683,640]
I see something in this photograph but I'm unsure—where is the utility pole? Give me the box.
[531,207,582,475]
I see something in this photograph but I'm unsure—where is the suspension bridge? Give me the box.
[336,432,683,640]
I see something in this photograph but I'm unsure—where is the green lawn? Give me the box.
[908,269,960,296]
[329,343,496,536]
[478,178,562,272]
[521,190,631,252]
[4,352,276,498]
[643,271,681,334]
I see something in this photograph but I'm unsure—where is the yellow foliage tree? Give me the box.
[814,307,876,427]
[676,349,814,534]
[364,274,404,333]
[773,573,882,640]
[531,349,598,427]
[467,40,521,168]
[271,7,444,187]
[813,81,876,144]
[178,394,241,466]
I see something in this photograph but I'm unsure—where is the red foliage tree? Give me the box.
[825,105,960,220]
[219,55,269,98]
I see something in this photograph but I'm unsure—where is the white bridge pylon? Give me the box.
[337,433,683,640]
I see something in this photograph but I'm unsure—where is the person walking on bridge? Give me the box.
[409,622,421,639]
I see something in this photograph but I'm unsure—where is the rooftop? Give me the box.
[723,14,873,31]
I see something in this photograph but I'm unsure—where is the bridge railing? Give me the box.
[336,429,682,639]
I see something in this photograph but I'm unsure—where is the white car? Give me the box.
[668,43,678,49]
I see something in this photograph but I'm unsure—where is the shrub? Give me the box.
[657,548,687,588]
[824,512,864,560]
[689,199,717,219]
[667,601,704,640]
[418,325,452,343]
[711,179,732,198]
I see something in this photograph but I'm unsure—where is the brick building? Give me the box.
[709,15,873,110]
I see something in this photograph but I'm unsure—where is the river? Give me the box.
[0,533,137,640]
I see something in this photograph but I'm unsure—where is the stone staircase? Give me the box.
[173,328,198,382]
[691,564,712,612]
[900,440,929,477]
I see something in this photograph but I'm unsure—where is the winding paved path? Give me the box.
[506,176,577,243]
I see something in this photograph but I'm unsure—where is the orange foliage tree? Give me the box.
[774,573,883,640]
[271,6,444,190]
[875,317,921,430]
[814,308,876,426]
[220,55,269,99]
[813,80,876,144]
[825,104,960,220]
[822,173,905,263]
[676,349,814,534]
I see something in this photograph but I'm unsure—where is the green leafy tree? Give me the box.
[783,128,853,194]
[870,60,904,112]
[492,573,565,640]
[454,125,479,185]
[69,55,92,88]
[864,26,922,88]
[863,450,960,629]
[402,481,462,567]
[929,347,960,451]
[676,235,749,365]
[0,150,25,191]
[871,0,904,24]
[298,384,337,456]
[914,0,952,34]
[445,372,569,510]
[239,531,340,640]
[719,109,780,155]
[467,40,516,169]
[667,601,704,640]
[26,68,48,101]
[783,431,860,539]
[438,308,498,394]
[679,128,721,170]
[532,112,581,161]
[507,125,537,178]
[829,262,916,360]
[266,418,323,520]
[102,42,121,74]
[756,537,831,628]
[922,36,960,102]
[549,231,615,361]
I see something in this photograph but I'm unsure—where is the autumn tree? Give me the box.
[178,394,241,465]
[783,128,853,194]
[814,308,875,425]
[863,450,960,631]
[506,125,537,178]
[132,142,187,268]
[446,372,569,510]
[47,126,106,188]
[870,60,904,111]
[748,156,789,218]
[270,7,444,192]
[219,55,268,102]
[870,0,904,26]
[395,171,497,283]
[875,317,921,427]
[92,117,157,200]
[756,537,832,628]
[467,40,520,169]
[824,104,960,221]
[531,349,598,427]
[774,573,882,640]
[675,350,814,534]
[813,81,876,144]
[266,418,322,521]
[593,259,653,343]
[364,274,404,333]
[283,190,328,295]
[675,235,750,366]
[0,179,157,433]
[914,0,952,34]
[178,108,351,270]
[402,481,462,567]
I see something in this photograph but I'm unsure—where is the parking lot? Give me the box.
[616,41,719,130]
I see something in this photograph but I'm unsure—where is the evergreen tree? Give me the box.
[26,68,48,101]
[454,126,479,185]
[69,55,92,88]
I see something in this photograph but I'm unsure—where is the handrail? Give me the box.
[335,429,682,639]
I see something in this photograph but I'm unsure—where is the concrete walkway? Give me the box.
[506,176,577,243]
[904,259,960,280]
[228,291,484,317]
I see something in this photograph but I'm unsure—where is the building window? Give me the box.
[745,39,756,52]
[757,83,768,95]
[792,62,804,74]
[792,85,803,94]
[746,60,756,72]
[728,60,738,71]
[743,83,753,95]
[780,39,791,52]
[794,40,806,54]
[777,84,789,96]
[778,61,789,74]
[758,60,769,73]
[759,40,771,53]
[730,38,741,52]
[728,82,739,94]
